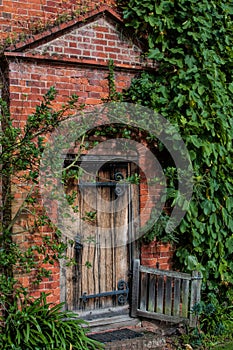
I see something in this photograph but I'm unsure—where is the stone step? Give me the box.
[99,331,167,350]
[88,327,168,350]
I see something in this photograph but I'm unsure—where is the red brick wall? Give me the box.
[1,1,174,303]
[7,59,135,125]
[0,0,116,42]
[6,57,139,299]
[22,15,145,69]
[16,262,61,304]
[139,147,174,270]
[141,241,175,270]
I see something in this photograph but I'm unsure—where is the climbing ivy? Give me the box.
[118,0,233,291]
[0,87,81,309]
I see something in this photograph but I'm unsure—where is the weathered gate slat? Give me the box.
[173,278,181,317]
[140,272,148,311]
[140,265,191,279]
[181,279,190,317]
[189,270,202,327]
[131,258,140,318]
[165,277,172,316]
[131,259,202,326]
[136,310,187,324]
[148,274,156,312]
[156,276,164,314]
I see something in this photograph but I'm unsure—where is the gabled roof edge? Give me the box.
[5,5,123,53]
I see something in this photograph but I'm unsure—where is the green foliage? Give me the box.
[0,88,103,350]
[1,87,78,176]
[125,173,141,185]
[213,341,233,350]
[106,59,123,102]
[0,87,83,313]
[141,209,178,244]
[82,211,97,223]
[183,295,233,348]
[0,292,103,350]
[118,0,233,292]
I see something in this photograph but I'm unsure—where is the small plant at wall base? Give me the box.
[0,88,103,349]
[181,296,233,349]
[118,0,233,344]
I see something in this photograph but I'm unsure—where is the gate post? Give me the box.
[131,259,140,317]
[189,270,202,327]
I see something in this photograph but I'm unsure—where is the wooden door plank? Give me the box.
[80,184,98,311]
[98,170,112,309]
[113,167,129,307]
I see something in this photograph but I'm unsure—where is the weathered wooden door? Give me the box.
[64,159,139,317]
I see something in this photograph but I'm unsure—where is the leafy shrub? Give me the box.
[0,293,103,350]
[185,297,233,348]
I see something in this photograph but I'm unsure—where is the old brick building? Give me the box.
[0,0,174,321]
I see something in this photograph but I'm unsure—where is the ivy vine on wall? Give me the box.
[118,0,233,291]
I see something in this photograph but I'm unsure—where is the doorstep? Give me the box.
[87,314,141,333]
[80,306,141,333]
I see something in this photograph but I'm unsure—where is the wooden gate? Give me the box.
[63,159,139,317]
[131,259,202,327]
